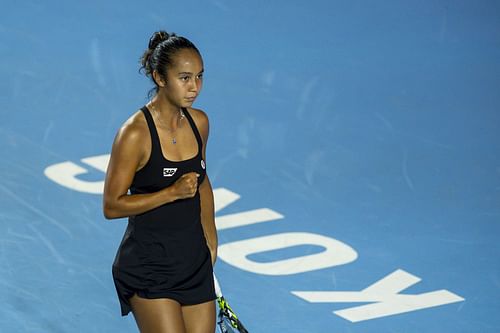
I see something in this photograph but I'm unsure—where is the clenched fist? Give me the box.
[173,172,200,199]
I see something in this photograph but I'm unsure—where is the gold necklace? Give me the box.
[149,102,185,144]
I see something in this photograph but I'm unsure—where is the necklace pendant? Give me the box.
[172,138,177,144]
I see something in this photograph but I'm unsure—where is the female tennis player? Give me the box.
[103,30,217,333]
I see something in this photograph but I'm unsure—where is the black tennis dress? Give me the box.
[112,106,215,316]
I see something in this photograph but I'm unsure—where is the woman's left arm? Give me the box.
[199,176,217,266]
[195,108,218,266]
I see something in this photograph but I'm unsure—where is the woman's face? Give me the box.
[162,48,204,108]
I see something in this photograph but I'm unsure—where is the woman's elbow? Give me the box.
[103,206,116,219]
[103,199,120,219]
[102,209,113,220]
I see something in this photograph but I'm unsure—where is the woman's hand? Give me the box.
[172,172,200,200]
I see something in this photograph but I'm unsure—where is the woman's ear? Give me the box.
[152,70,166,87]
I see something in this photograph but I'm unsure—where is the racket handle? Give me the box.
[213,273,223,298]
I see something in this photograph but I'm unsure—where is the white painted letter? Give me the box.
[44,161,104,194]
[292,269,465,322]
[218,232,358,275]
[44,154,110,194]
[213,188,240,213]
[216,208,284,230]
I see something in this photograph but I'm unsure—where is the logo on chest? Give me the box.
[163,168,178,177]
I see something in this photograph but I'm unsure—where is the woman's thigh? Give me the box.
[130,294,186,333]
[182,300,216,333]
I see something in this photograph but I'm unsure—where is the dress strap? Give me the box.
[181,108,203,154]
[140,106,162,156]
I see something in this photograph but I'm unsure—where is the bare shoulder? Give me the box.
[187,107,209,126]
[109,109,150,167]
[187,107,209,139]
[115,110,149,146]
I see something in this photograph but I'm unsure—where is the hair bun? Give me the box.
[148,30,170,50]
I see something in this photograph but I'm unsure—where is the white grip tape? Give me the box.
[213,273,223,298]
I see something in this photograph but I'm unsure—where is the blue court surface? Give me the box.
[1,1,500,332]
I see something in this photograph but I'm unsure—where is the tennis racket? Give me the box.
[213,274,250,333]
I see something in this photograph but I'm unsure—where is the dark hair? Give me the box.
[140,30,201,98]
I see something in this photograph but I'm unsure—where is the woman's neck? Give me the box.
[149,95,184,130]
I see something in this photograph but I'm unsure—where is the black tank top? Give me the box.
[128,106,206,229]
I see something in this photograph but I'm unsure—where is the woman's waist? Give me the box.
[133,194,199,220]
[128,210,202,233]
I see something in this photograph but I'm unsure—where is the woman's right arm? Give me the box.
[102,118,198,219]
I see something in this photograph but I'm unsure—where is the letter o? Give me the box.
[218,232,358,275]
